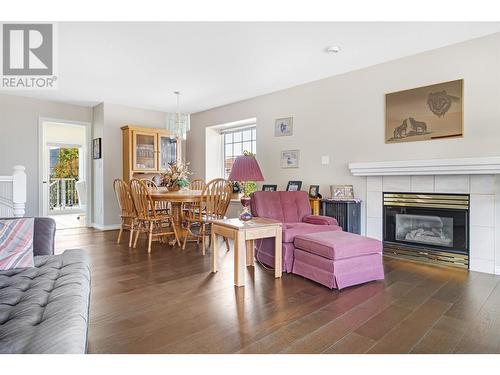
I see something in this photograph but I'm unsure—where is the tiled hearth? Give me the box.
[365,174,500,274]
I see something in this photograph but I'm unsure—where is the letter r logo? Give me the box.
[2,24,53,75]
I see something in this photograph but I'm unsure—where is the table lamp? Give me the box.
[228,153,264,221]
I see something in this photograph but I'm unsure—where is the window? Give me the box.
[223,126,256,178]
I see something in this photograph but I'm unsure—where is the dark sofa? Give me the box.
[0,217,91,354]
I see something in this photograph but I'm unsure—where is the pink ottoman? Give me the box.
[292,231,384,290]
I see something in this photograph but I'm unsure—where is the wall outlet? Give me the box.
[321,155,330,165]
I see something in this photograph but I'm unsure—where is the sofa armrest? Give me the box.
[302,215,338,226]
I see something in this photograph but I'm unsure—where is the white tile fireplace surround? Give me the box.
[349,157,500,275]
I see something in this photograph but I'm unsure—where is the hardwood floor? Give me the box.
[55,228,500,354]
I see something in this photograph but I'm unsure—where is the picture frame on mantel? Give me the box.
[385,79,463,144]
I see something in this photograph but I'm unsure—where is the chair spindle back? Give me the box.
[202,178,232,220]
[113,179,135,218]
[129,179,156,220]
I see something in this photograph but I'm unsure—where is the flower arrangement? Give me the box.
[243,181,257,197]
[160,162,191,191]
[241,151,258,197]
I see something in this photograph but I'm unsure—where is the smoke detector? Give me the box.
[325,46,341,53]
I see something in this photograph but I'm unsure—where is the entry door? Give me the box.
[42,145,85,218]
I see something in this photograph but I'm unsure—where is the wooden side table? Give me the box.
[210,217,282,287]
[309,198,321,215]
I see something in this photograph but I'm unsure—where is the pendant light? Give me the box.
[166,91,190,140]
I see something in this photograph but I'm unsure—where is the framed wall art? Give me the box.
[385,79,463,143]
[92,138,102,159]
[275,117,293,137]
[281,150,300,168]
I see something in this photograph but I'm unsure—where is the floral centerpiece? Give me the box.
[160,162,191,191]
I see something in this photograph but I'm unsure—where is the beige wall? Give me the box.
[187,33,500,234]
[92,104,105,226]
[0,94,172,226]
[0,94,92,216]
[99,103,174,226]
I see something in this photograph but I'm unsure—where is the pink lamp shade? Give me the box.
[228,155,264,182]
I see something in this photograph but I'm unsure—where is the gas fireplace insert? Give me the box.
[383,192,469,268]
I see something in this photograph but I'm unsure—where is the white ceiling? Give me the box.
[2,22,500,113]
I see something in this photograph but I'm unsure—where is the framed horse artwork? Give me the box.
[385,79,463,143]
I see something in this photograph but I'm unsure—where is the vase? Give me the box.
[167,185,181,192]
[239,196,253,221]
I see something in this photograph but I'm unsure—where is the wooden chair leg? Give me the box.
[182,222,189,250]
[129,228,134,247]
[129,219,135,247]
[201,224,206,256]
[133,223,141,248]
[147,223,153,253]
[117,219,124,243]
[172,221,180,247]
[224,237,230,252]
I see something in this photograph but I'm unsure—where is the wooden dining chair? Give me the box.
[141,179,158,188]
[113,178,136,247]
[141,178,170,214]
[183,179,206,213]
[189,179,206,191]
[182,178,232,254]
[129,178,180,252]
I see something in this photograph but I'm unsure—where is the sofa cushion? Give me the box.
[251,191,315,223]
[0,217,56,256]
[0,249,90,354]
[251,191,285,222]
[279,191,313,222]
[32,217,56,256]
[0,218,34,270]
[294,231,382,260]
[283,222,342,243]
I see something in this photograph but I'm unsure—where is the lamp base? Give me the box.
[239,196,253,221]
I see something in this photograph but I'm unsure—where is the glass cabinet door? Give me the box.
[133,132,157,170]
[158,135,177,170]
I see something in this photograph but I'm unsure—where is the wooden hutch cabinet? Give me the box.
[121,125,181,183]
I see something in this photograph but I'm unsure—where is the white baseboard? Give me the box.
[91,223,121,231]
[495,266,500,276]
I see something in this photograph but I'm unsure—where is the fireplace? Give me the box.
[383,192,469,268]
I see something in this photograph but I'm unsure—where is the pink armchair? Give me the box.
[250,191,342,272]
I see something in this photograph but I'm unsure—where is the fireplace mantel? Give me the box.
[349,156,500,176]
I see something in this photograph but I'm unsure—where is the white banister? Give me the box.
[0,165,27,217]
[12,166,27,217]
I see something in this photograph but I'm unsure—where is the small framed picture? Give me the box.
[275,117,293,137]
[309,185,320,198]
[330,185,354,200]
[262,184,277,192]
[92,138,102,159]
[286,181,302,192]
[281,150,300,168]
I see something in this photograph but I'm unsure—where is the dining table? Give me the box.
[148,188,203,242]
